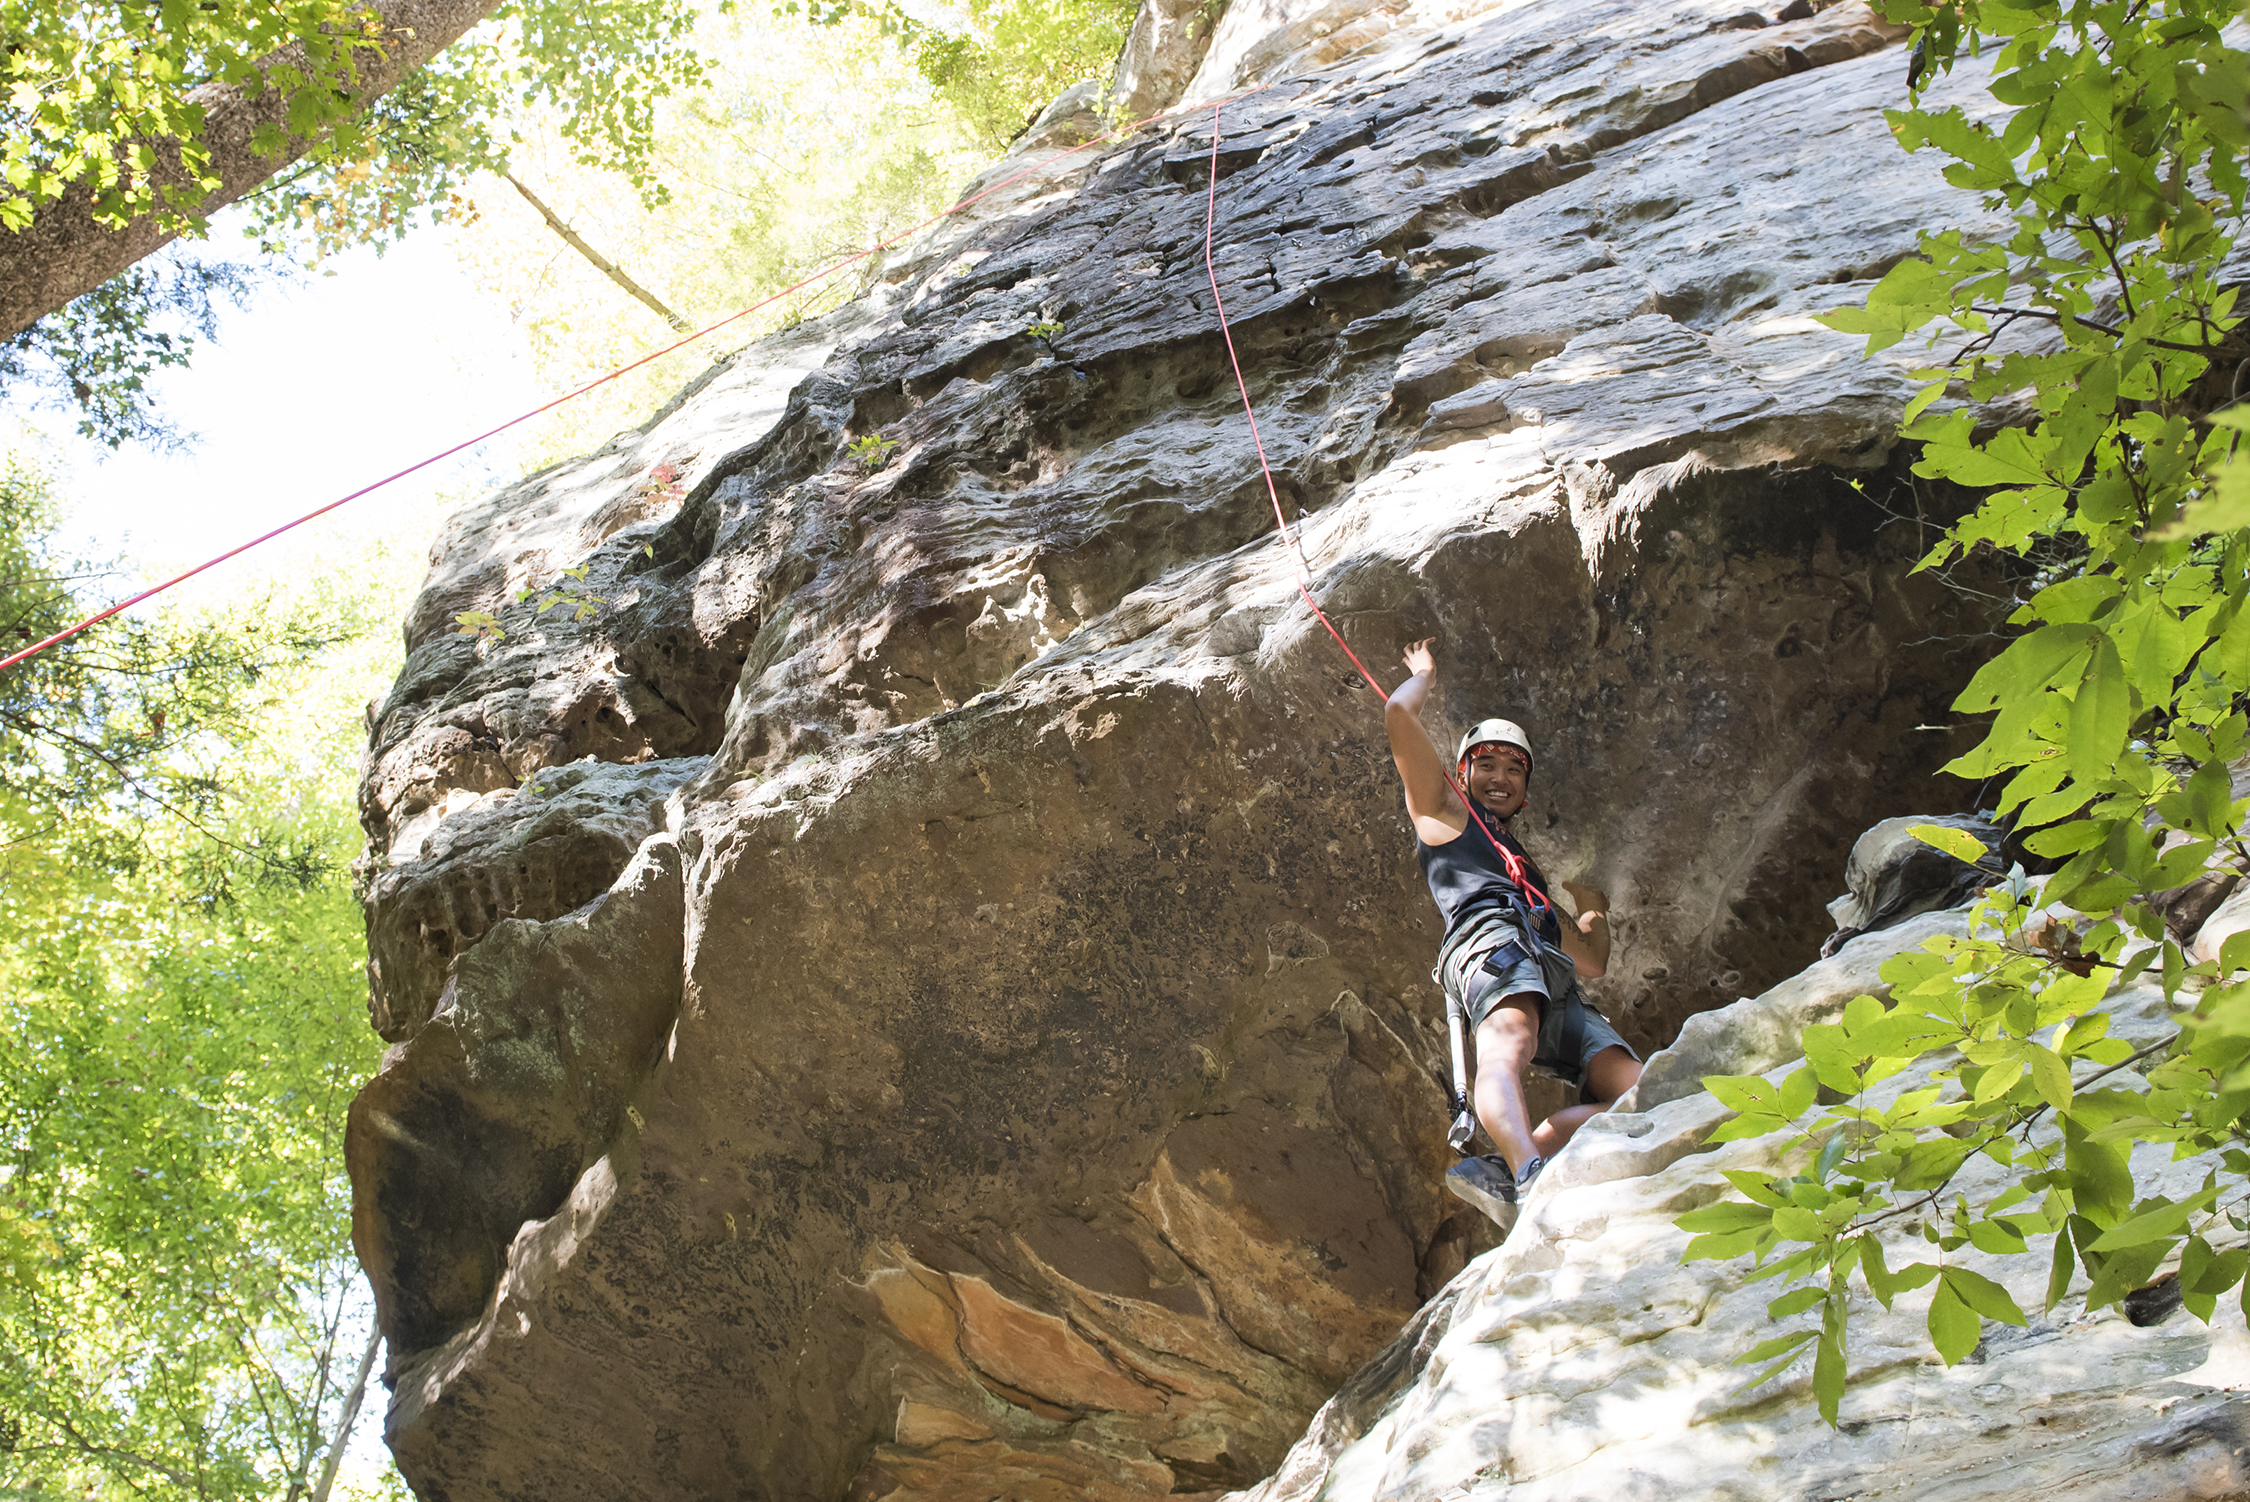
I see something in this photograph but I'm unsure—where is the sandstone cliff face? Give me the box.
[351,2,2030,1496]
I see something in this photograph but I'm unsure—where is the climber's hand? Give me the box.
[1561,881,1608,930]
[1402,637,1437,680]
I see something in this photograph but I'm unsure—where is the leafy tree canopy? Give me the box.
[2,0,1137,447]
[0,0,713,446]
[1683,0,2250,1423]
[0,459,406,1497]
[873,0,1142,152]
[0,253,261,449]
[1,0,712,247]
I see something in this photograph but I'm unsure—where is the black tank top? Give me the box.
[1416,803,1560,949]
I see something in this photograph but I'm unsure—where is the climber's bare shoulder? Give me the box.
[1414,806,1470,845]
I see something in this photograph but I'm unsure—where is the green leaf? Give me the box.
[2087,1187,2219,1253]
[2191,1245,2248,1299]
[1862,1237,1939,1309]
[2024,575,2124,628]
[1773,1206,1824,1241]
[1733,1328,1821,1367]
[2045,1226,2077,1314]
[1777,1065,1818,1121]
[1703,1075,1781,1113]
[1927,1277,1983,1365]
[1908,823,1989,864]
[1685,1227,1773,1261]
[2158,449,2250,538]
[2066,637,2131,785]
[2027,1044,2073,1112]
[1723,1170,1794,1208]
[2063,1116,2136,1218]
[2058,1011,2112,1057]
[1768,1285,1827,1318]
[1705,1113,1795,1144]
[2184,758,2241,841]
[1678,1200,1778,1234]
[1815,1131,1850,1184]
[1814,1295,1847,1426]
[1729,1328,1820,1397]
[2085,1240,2173,1312]
[2111,595,2199,696]
[1973,1057,2026,1105]
[1965,1218,2029,1255]
[1942,1266,2028,1327]
[1898,1135,1975,1190]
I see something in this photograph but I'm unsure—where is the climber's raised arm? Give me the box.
[1386,637,1467,843]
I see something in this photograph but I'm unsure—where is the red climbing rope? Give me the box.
[1198,98,1552,916]
[0,85,1277,680]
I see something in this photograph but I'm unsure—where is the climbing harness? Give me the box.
[1199,100,1557,1156]
[0,85,1280,679]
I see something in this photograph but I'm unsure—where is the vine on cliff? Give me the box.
[1681,0,2250,1421]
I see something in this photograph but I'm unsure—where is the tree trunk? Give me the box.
[0,0,505,341]
[309,1318,383,1502]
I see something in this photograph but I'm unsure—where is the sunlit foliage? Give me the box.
[1683,0,2250,1423]
[440,0,1130,463]
[1,0,712,446]
[0,461,408,1497]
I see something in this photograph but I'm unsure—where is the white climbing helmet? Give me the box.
[1455,718,1534,774]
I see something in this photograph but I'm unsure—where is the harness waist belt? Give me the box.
[1433,900,1568,1000]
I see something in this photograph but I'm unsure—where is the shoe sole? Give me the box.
[1444,1158,1521,1235]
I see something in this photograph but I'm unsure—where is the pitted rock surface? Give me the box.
[351,1,2040,1496]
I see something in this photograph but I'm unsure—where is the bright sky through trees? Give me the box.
[43,230,536,587]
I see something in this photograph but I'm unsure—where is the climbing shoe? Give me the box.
[1444,1154,1548,1236]
[1444,1154,1521,1233]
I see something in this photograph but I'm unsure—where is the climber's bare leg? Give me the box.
[1530,1045,1644,1159]
[1472,996,1541,1175]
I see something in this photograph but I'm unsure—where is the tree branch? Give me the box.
[0,0,507,340]
[503,172,692,332]
[1966,304,2250,361]
[1846,1034,2178,1236]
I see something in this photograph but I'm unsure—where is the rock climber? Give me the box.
[1385,637,1642,1232]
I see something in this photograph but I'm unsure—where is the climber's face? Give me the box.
[1463,744,1529,818]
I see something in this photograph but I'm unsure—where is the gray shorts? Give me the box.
[1458,939,1638,1094]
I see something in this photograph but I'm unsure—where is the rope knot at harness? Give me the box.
[1463,795,1552,915]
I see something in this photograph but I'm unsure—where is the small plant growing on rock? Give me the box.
[847,434,899,470]
[454,609,506,643]
[523,565,606,624]
[456,566,608,641]
[637,462,685,506]
[1026,319,1065,355]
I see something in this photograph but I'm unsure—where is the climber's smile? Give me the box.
[1463,745,1528,819]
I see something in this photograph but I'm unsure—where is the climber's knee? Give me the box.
[1583,1043,1642,1107]
[1530,1104,1602,1159]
